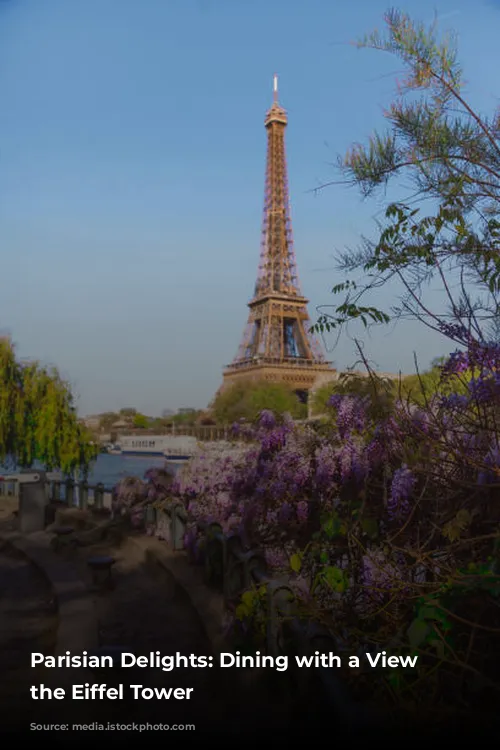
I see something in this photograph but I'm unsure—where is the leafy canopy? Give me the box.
[313,8,500,348]
[211,379,307,423]
[310,371,397,418]
[0,338,97,474]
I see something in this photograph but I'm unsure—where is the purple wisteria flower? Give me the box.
[467,372,500,404]
[259,409,277,429]
[437,321,471,343]
[296,500,309,523]
[114,476,146,509]
[278,501,293,522]
[388,465,416,520]
[365,438,385,468]
[315,443,337,488]
[442,350,469,376]
[265,547,288,570]
[439,393,470,410]
[361,548,410,609]
[443,341,500,377]
[260,426,288,452]
[266,510,278,524]
[328,395,368,438]
[477,446,500,485]
[361,549,399,604]
[338,439,368,483]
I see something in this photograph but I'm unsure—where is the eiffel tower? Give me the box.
[222,75,334,400]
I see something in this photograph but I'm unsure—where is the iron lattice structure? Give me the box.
[223,76,334,395]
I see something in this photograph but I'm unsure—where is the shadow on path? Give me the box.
[0,540,58,730]
[28,532,290,735]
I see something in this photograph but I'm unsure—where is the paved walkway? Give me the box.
[62,534,218,726]
[55,532,290,732]
[0,499,290,734]
[0,537,58,730]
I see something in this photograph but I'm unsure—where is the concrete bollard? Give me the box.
[18,471,49,533]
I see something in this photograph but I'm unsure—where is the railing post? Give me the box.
[266,582,295,658]
[103,490,112,512]
[204,523,225,587]
[17,471,49,533]
[52,480,61,502]
[145,505,156,527]
[94,482,104,510]
[65,478,75,506]
[80,480,89,510]
[155,508,171,544]
[171,503,186,550]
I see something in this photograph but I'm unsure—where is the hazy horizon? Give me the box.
[1,0,498,416]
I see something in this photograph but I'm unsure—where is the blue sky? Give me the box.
[1,0,498,415]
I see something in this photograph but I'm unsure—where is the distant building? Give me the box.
[82,415,102,429]
[177,408,196,415]
[111,419,130,429]
[161,408,175,418]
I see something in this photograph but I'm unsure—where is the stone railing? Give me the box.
[0,476,113,507]
[144,504,360,724]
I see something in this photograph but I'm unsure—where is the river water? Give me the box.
[0,454,183,491]
[87,453,182,488]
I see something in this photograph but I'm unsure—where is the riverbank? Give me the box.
[86,453,181,488]
[0,454,182,493]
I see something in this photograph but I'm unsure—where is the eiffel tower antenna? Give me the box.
[221,77,334,400]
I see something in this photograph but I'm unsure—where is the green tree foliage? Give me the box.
[119,407,137,417]
[311,372,397,419]
[98,412,119,431]
[212,379,307,423]
[0,339,98,474]
[311,365,471,413]
[132,413,149,429]
[399,364,470,404]
[313,9,500,347]
[170,410,204,426]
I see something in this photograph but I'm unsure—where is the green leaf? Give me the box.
[407,618,430,649]
[235,603,250,620]
[241,590,256,608]
[322,515,345,538]
[361,517,379,539]
[428,638,446,660]
[322,565,347,592]
[290,553,302,573]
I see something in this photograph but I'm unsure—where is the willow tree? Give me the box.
[315,9,500,350]
[0,338,97,475]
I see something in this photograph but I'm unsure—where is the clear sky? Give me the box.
[1,0,499,416]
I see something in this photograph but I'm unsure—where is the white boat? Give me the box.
[116,434,199,461]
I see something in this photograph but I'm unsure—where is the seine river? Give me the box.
[87,453,182,489]
[1,454,183,490]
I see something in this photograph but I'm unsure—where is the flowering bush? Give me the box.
[113,467,175,532]
[149,342,499,721]
[110,341,499,721]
